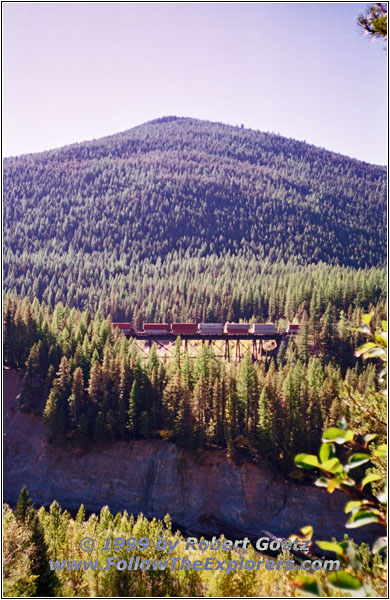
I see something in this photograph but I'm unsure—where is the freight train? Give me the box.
[113,322,300,335]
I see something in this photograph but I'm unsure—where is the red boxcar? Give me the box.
[113,322,135,334]
[171,323,197,334]
[225,323,250,335]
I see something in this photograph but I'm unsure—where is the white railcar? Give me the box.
[251,323,276,334]
[198,323,224,334]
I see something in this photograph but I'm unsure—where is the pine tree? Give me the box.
[69,367,85,426]
[296,311,309,364]
[3,298,17,366]
[128,380,142,438]
[56,356,71,403]
[15,486,34,524]
[105,408,118,440]
[94,411,107,443]
[46,501,68,561]
[237,353,258,441]
[145,343,159,375]
[75,413,89,446]
[139,410,151,439]
[192,373,210,435]
[76,504,85,523]
[43,385,67,439]
[309,290,321,350]
[162,371,182,430]
[257,388,272,459]
[174,336,182,372]
[319,302,334,357]
[29,514,59,597]
[88,361,104,408]
[3,505,37,597]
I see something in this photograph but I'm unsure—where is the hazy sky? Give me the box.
[3,2,387,164]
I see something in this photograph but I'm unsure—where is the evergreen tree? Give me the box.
[75,413,89,446]
[69,367,85,426]
[128,380,142,438]
[296,311,309,364]
[94,411,107,443]
[29,515,59,597]
[237,353,259,441]
[43,385,68,439]
[257,388,272,459]
[15,486,34,524]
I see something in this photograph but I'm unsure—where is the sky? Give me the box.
[2,2,388,164]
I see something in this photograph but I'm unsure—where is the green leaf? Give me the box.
[372,536,387,554]
[294,453,320,469]
[361,347,386,359]
[355,325,371,336]
[326,478,341,493]
[300,525,313,539]
[316,540,344,554]
[361,472,381,489]
[374,331,387,346]
[381,320,387,333]
[314,476,329,488]
[376,486,387,504]
[322,427,353,444]
[319,442,334,463]
[342,476,358,487]
[362,314,373,325]
[364,433,377,444]
[344,500,362,514]
[328,571,364,593]
[346,510,380,528]
[347,453,371,470]
[320,457,344,474]
[373,444,387,458]
[294,574,323,597]
[355,342,376,357]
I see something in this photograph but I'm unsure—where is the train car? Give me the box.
[251,323,276,334]
[112,322,135,335]
[171,323,198,335]
[198,323,224,334]
[287,323,300,334]
[143,323,170,334]
[224,323,250,334]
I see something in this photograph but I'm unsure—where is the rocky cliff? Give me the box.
[3,369,378,544]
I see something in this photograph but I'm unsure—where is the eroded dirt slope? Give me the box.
[3,368,378,543]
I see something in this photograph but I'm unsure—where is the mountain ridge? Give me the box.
[4,117,386,167]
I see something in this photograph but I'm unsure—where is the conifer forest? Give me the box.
[3,7,388,594]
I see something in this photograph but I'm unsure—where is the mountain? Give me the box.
[3,117,386,315]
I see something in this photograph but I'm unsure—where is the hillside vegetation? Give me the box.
[4,295,386,476]
[3,117,386,317]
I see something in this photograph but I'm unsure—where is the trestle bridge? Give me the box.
[124,332,291,362]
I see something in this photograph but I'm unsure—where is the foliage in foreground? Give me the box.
[358,3,387,42]
[3,488,386,598]
[293,318,387,597]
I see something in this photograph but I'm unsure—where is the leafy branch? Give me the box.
[293,317,387,597]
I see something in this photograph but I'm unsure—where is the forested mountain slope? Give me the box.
[3,117,386,314]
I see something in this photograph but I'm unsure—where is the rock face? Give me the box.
[3,369,378,543]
